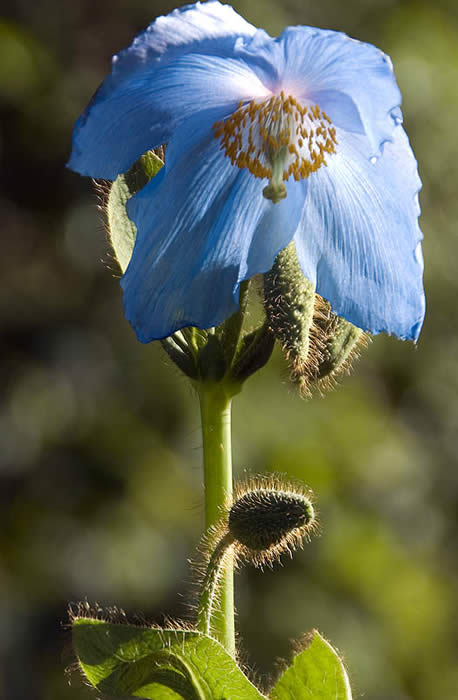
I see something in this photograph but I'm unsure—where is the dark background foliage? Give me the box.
[0,1,457,698]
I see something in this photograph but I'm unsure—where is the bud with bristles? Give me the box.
[263,243,368,396]
[316,313,367,383]
[228,480,315,566]
[196,477,317,639]
[264,242,320,395]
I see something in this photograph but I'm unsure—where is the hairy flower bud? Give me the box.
[228,478,316,567]
[264,242,318,390]
[196,477,317,637]
[315,311,367,387]
[264,242,367,396]
[229,487,313,551]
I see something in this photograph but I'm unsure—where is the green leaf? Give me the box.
[270,630,352,700]
[107,151,163,273]
[73,617,266,700]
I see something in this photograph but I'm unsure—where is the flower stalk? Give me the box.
[198,385,236,657]
[196,531,235,639]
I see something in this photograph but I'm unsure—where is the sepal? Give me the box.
[198,334,227,382]
[160,335,199,380]
[106,150,163,274]
[230,322,275,384]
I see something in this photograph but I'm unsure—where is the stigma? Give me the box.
[213,91,337,203]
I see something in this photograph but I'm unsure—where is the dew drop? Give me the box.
[370,156,377,165]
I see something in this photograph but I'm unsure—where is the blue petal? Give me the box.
[293,126,425,341]
[235,26,401,156]
[111,1,256,79]
[121,115,304,342]
[68,2,259,179]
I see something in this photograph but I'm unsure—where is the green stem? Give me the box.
[198,385,235,657]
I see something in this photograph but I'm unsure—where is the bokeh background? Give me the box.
[1,0,457,698]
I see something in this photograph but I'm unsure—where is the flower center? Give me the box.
[213,91,337,203]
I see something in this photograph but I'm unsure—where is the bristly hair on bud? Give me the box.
[228,475,317,567]
[196,476,317,638]
[264,242,368,398]
[264,242,322,398]
[313,304,370,394]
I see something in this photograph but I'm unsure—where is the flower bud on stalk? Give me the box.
[196,477,317,638]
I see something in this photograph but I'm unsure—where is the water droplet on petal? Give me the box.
[394,116,402,125]
[370,156,377,165]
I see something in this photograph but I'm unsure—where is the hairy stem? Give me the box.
[196,532,235,639]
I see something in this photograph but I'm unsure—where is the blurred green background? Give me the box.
[1,1,457,698]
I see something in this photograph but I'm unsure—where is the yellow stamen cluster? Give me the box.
[213,91,337,184]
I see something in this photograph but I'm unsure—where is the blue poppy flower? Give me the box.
[68,1,425,343]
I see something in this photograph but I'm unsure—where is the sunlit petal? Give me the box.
[294,126,424,340]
